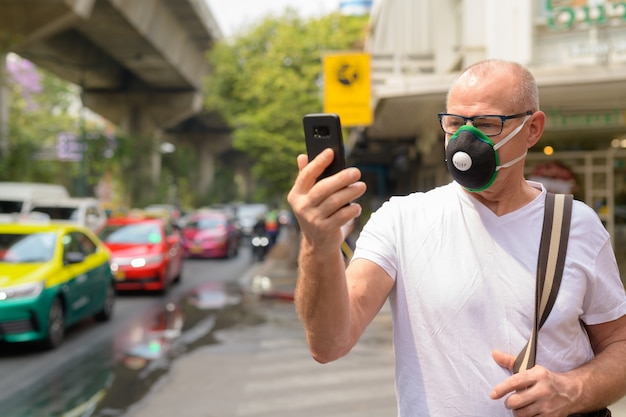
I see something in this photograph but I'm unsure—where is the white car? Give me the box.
[0,182,70,223]
[29,197,108,233]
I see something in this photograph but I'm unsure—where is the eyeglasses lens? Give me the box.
[441,115,503,136]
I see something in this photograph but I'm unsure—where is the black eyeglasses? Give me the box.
[437,111,533,137]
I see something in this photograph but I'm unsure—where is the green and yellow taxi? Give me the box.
[0,222,115,349]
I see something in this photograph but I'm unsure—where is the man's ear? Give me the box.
[527,111,546,148]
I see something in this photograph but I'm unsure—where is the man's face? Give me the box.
[446,72,531,190]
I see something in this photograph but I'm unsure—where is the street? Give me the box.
[126,291,397,417]
[0,248,254,417]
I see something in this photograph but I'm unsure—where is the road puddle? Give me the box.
[0,281,265,417]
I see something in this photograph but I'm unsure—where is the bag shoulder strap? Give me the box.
[513,192,573,373]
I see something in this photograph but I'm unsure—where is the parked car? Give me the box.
[182,210,240,259]
[0,223,115,349]
[28,197,108,233]
[0,182,70,223]
[99,216,183,293]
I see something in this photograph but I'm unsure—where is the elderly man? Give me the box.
[288,59,626,416]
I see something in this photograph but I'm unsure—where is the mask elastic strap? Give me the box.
[496,150,527,171]
[493,115,531,151]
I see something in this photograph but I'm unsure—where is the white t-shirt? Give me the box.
[353,181,626,417]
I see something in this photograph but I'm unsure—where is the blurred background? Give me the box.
[2,1,626,416]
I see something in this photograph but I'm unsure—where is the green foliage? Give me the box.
[108,131,153,207]
[205,10,368,200]
[0,59,139,204]
[2,56,210,208]
[0,64,77,184]
[199,159,237,206]
[159,141,199,207]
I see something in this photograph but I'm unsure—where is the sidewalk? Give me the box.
[125,226,398,417]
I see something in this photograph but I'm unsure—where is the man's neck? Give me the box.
[466,179,542,216]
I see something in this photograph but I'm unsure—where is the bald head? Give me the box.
[447,60,539,113]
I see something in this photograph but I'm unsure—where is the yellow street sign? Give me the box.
[323,52,372,127]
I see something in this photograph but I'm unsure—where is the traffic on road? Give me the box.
[0,242,257,417]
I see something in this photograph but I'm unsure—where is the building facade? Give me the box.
[357,0,626,272]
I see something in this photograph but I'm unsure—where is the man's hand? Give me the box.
[287,150,368,362]
[287,149,366,250]
[490,350,577,416]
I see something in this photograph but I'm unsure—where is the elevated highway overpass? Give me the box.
[0,0,235,201]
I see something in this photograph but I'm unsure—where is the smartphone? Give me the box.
[303,113,346,181]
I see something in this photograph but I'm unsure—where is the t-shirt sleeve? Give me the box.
[569,202,626,325]
[581,238,626,325]
[352,199,399,281]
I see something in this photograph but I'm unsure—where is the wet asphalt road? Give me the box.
[0,246,258,417]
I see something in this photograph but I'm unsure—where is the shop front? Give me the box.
[359,0,626,278]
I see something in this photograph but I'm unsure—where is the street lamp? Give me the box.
[159,142,175,154]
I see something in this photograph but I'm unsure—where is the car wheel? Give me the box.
[42,297,64,350]
[95,284,115,322]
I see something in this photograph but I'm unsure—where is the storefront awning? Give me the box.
[367,65,626,145]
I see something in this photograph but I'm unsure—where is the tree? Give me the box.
[0,54,77,185]
[204,10,368,201]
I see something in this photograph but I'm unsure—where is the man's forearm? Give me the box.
[567,341,626,412]
[295,238,354,363]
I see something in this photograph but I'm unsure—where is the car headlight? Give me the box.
[112,254,164,268]
[136,254,164,266]
[0,281,44,300]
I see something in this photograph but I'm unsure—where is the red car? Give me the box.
[182,211,240,259]
[99,217,183,293]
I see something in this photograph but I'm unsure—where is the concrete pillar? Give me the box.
[192,133,231,196]
[151,130,163,188]
[114,102,162,205]
[197,142,216,195]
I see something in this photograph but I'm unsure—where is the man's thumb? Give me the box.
[492,349,516,371]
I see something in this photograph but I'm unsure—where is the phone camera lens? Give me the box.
[313,126,330,138]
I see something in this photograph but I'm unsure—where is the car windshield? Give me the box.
[187,217,226,229]
[0,232,56,263]
[100,223,162,244]
[31,206,78,220]
[0,201,23,214]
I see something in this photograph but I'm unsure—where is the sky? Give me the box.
[205,0,341,37]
